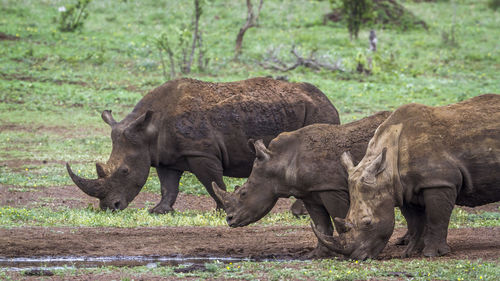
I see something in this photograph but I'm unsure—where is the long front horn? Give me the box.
[311,222,351,256]
[66,163,106,199]
[101,110,117,127]
[211,182,231,208]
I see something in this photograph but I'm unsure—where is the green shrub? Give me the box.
[488,0,500,10]
[55,0,92,32]
[342,0,373,39]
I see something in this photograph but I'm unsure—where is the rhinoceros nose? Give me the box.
[226,214,234,225]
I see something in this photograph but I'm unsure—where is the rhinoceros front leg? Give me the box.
[187,157,226,210]
[302,199,335,258]
[149,167,183,214]
[421,187,456,257]
[400,205,425,257]
[318,190,349,234]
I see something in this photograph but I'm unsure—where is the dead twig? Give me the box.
[260,46,343,72]
[235,0,264,58]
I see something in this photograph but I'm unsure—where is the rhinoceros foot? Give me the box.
[149,204,175,215]
[395,231,410,246]
[302,244,341,260]
[423,242,451,257]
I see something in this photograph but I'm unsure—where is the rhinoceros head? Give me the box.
[315,123,403,260]
[212,139,280,227]
[67,109,157,211]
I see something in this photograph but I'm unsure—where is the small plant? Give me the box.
[56,0,92,32]
[488,0,500,10]
[332,0,373,40]
[155,0,208,80]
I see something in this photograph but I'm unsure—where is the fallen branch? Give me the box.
[260,46,343,72]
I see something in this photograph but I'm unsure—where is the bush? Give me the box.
[489,0,500,10]
[56,0,92,32]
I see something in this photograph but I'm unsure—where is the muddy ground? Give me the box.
[2,225,500,261]
[1,183,499,280]
[1,183,499,260]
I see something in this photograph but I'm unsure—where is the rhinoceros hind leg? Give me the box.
[149,167,183,215]
[290,199,308,217]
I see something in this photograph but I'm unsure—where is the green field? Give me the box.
[1,0,499,279]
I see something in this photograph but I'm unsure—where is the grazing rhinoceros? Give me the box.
[66,77,340,213]
[313,94,500,260]
[212,111,392,257]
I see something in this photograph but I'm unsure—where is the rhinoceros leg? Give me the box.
[421,187,456,257]
[149,167,183,214]
[290,199,308,217]
[302,198,335,258]
[187,157,226,210]
[318,190,349,234]
[400,205,425,257]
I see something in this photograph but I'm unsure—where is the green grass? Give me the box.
[0,206,309,228]
[1,0,499,196]
[0,205,497,229]
[2,258,498,280]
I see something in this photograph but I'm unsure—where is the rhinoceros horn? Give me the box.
[212,182,232,208]
[101,110,117,127]
[66,163,106,199]
[311,222,352,256]
[96,162,108,178]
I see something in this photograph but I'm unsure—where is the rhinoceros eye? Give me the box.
[119,166,130,175]
[239,190,247,198]
[361,217,372,226]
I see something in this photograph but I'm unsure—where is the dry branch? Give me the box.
[260,46,343,72]
[235,0,264,58]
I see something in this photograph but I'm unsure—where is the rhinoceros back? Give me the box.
[130,77,339,175]
[384,94,500,206]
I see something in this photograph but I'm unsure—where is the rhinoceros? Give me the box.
[212,111,391,257]
[313,94,500,260]
[66,77,340,213]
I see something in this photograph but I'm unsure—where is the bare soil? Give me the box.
[2,180,499,263]
[0,184,294,213]
[1,226,499,260]
[1,158,499,280]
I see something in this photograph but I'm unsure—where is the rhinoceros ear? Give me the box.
[124,110,155,141]
[254,139,270,161]
[247,139,256,154]
[341,151,355,174]
[101,110,117,127]
[363,147,387,181]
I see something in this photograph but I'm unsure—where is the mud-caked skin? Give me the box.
[212,111,391,257]
[314,94,500,260]
[66,77,340,213]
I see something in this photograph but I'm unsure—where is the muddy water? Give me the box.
[0,255,256,272]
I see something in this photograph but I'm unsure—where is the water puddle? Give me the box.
[0,255,255,272]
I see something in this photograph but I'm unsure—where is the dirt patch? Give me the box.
[0,226,498,261]
[0,32,19,41]
[0,122,108,139]
[0,184,295,213]
[0,73,88,87]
